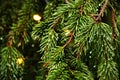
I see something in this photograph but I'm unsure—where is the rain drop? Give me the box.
[89,56,91,58]
[0,37,3,40]
[96,9,98,11]
[34,36,38,40]
[90,51,92,54]
[99,4,101,6]
[89,40,91,43]
[31,44,35,47]
[93,65,96,68]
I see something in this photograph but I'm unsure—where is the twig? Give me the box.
[77,52,80,59]
[78,0,86,15]
[96,0,109,21]
[64,0,69,3]
[77,43,84,59]
[63,32,74,48]
[52,18,60,29]
[6,36,13,47]
[89,14,99,22]
[105,53,108,65]
[111,6,117,39]
[43,61,49,67]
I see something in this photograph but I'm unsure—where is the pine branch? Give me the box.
[96,0,109,21]
[0,47,23,80]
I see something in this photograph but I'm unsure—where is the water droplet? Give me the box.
[31,44,35,47]
[90,51,92,54]
[89,41,90,43]
[89,56,91,58]
[99,4,101,6]
[96,9,98,11]
[89,40,91,43]
[93,65,96,68]
[34,36,38,40]
[0,37,3,40]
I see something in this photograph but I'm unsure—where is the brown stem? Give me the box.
[52,18,60,29]
[77,52,80,59]
[76,43,83,59]
[6,36,13,47]
[64,0,69,3]
[103,44,108,65]
[63,32,74,48]
[105,53,108,65]
[96,0,109,21]
[111,7,117,40]
[79,6,84,15]
[78,0,86,15]
[43,61,49,68]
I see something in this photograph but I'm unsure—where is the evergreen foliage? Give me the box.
[0,0,120,80]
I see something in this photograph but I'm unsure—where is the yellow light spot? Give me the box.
[16,57,24,66]
[65,29,71,36]
[65,29,70,33]
[33,14,41,21]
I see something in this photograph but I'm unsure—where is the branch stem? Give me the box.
[63,32,74,48]
[111,7,117,39]
[52,18,60,29]
[96,0,109,21]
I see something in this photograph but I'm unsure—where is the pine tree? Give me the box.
[0,0,120,80]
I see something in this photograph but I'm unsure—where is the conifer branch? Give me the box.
[96,0,109,21]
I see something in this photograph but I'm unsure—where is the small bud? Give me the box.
[16,57,24,66]
[33,14,41,22]
[65,29,71,36]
